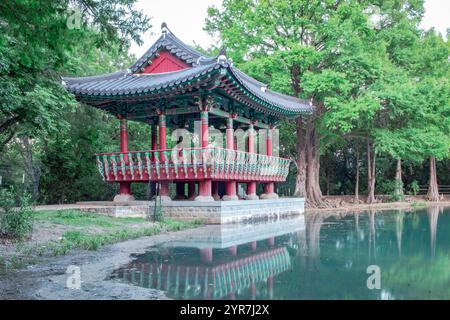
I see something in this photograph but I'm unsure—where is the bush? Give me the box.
[390,180,405,202]
[408,180,420,196]
[377,179,404,202]
[0,188,34,240]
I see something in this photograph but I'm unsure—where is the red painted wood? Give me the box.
[251,283,256,299]
[104,161,286,183]
[200,247,213,263]
[228,246,237,256]
[119,182,131,195]
[267,275,274,299]
[158,114,170,197]
[198,111,212,198]
[119,119,131,195]
[225,117,237,198]
[141,50,190,74]
[120,119,129,153]
[247,125,257,196]
[104,161,286,182]
[264,128,275,194]
[266,128,272,157]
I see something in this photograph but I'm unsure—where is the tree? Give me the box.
[0,0,150,148]
[0,0,151,201]
[206,0,390,206]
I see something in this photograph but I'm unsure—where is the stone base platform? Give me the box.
[75,201,149,218]
[76,198,305,224]
[158,198,305,224]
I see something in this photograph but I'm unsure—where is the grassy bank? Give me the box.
[0,209,202,273]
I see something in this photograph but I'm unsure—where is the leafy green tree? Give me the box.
[0,0,150,147]
[206,0,393,206]
[0,0,151,201]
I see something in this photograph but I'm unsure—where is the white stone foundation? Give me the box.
[152,198,305,224]
[77,198,305,224]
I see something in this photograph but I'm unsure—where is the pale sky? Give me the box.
[130,0,449,57]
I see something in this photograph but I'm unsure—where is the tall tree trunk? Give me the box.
[294,117,306,197]
[395,158,403,199]
[18,136,41,200]
[355,146,360,203]
[305,117,323,207]
[427,156,439,201]
[367,140,376,204]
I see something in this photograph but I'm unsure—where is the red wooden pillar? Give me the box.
[267,237,275,247]
[200,247,213,263]
[246,123,258,200]
[250,241,257,251]
[223,115,238,201]
[228,245,237,256]
[158,112,171,201]
[114,117,134,202]
[195,109,214,201]
[150,124,158,196]
[261,126,278,199]
[267,275,274,299]
[251,283,257,300]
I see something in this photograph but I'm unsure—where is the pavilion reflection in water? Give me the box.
[110,215,305,299]
[110,207,450,300]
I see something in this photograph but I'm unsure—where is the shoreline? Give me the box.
[0,226,214,300]
[305,200,450,214]
[2,203,450,299]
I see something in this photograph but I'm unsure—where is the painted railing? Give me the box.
[95,147,291,182]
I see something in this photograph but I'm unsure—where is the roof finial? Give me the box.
[217,47,227,64]
[161,22,169,35]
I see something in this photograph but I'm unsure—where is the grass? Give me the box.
[0,209,202,273]
[34,210,146,227]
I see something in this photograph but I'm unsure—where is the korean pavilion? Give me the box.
[62,23,312,203]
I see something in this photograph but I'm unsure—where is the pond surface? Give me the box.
[110,206,450,300]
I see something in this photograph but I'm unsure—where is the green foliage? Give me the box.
[0,0,448,204]
[35,209,145,227]
[0,0,153,202]
[408,180,420,196]
[1,210,202,271]
[206,0,450,200]
[391,180,405,202]
[0,0,150,143]
[58,217,200,251]
[0,188,34,240]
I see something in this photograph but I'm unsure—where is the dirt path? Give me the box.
[0,226,212,300]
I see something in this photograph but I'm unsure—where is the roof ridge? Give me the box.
[130,23,212,73]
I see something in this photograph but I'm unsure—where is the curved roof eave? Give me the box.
[61,23,315,118]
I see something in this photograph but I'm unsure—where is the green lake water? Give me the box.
[111,205,450,300]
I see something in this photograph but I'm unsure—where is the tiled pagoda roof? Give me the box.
[62,23,313,119]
